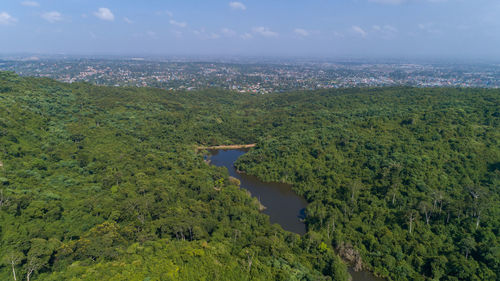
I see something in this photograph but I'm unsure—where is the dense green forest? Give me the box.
[0,71,499,280]
[235,88,500,280]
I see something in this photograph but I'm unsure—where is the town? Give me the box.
[1,56,499,93]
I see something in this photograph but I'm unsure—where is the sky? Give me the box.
[0,0,499,59]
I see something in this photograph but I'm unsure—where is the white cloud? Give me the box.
[229,2,247,10]
[252,26,278,37]
[372,24,398,38]
[418,23,436,31]
[418,23,430,30]
[94,8,114,21]
[332,31,344,38]
[241,32,253,40]
[172,30,183,38]
[352,25,367,37]
[124,17,133,24]
[193,27,205,35]
[157,10,174,17]
[0,12,17,25]
[208,33,220,39]
[147,31,158,39]
[169,19,187,28]
[193,28,221,40]
[384,25,398,32]
[221,28,236,37]
[373,24,397,32]
[42,11,62,23]
[21,1,39,7]
[418,22,440,34]
[294,28,309,37]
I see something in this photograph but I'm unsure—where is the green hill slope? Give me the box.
[0,71,498,280]
[0,72,346,281]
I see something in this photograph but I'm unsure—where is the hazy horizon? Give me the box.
[1,0,500,60]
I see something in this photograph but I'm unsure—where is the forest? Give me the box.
[0,71,498,280]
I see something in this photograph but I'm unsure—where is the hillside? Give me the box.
[0,71,499,280]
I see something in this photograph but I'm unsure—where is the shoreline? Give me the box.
[197,144,256,150]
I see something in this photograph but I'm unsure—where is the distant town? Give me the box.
[1,56,499,93]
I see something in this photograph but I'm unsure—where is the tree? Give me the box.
[406,209,418,234]
[349,180,363,204]
[25,238,59,281]
[428,256,447,280]
[388,182,400,206]
[431,190,444,213]
[0,189,9,208]
[418,201,432,225]
[459,236,476,259]
[326,216,336,239]
[26,256,44,281]
[468,186,490,230]
[2,251,24,281]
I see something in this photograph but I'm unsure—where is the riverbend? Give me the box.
[206,148,385,281]
[207,149,307,235]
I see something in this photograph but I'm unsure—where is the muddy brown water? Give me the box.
[207,149,385,281]
[208,149,308,235]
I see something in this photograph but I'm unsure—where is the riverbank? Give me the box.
[197,144,256,150]
[207,149,385,281]
[206,149,307,235]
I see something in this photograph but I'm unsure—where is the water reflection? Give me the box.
[208,149,307,235]
[207,149,385,281]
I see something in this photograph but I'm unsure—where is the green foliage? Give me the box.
[235,87,500,280]
[0,72,343,280]
[1,71,498,280]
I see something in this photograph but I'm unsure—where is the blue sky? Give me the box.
[0,0,499,59]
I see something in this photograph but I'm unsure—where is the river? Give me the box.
[207,149,385,281]
[208,149,307,234]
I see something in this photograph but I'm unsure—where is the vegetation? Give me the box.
[235,87,500,280]
[0,71,498,280]
[0,71,348,281]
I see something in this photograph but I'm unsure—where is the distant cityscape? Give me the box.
[1,56,499,93]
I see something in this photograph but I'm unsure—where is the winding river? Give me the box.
[207,149,384,281]
[208,149,307,234]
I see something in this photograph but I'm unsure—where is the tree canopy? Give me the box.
[0,71,498,280]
